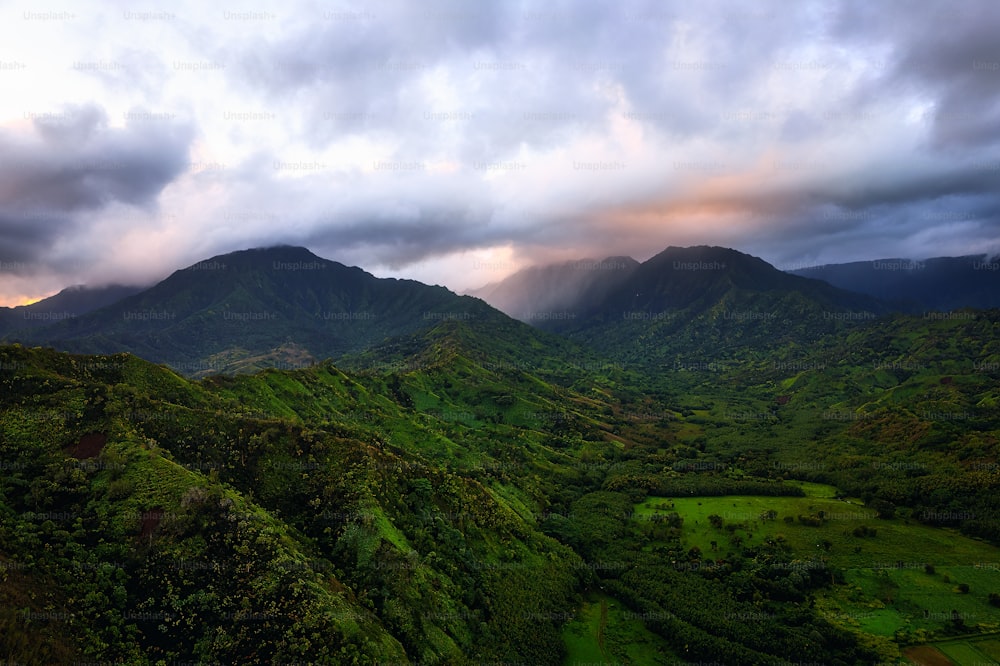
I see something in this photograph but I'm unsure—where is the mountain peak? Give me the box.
[647,245,769,267]
[17,244,499,376]
[189,245,329,270]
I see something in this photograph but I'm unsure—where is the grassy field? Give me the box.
[821,566,1000,636]
[922,634,1000,666]
[631,483,1000,661]
[633,485,1000,569]
[561,592,678,665]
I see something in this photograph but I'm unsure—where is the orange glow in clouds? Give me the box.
[588,153,808,246]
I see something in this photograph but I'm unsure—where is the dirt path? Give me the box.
[597,597,608,656]
[66,432,107,459]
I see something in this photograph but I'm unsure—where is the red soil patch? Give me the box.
[902,645,954,666]
[775,395,791,405]
[940,376,954,385]
[139,507,166,539]
[66,432,107,459]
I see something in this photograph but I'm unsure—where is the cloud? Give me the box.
[0,104,193,269]
[0,0,998,301]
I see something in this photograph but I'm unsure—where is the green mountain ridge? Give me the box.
[538,245,894,368]
[7,246,498,377]
[0,344,592,664]
[3,245,1000,664]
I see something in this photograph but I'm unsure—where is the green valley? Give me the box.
[2,246,998,665]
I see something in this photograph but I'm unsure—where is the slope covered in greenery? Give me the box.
[0,345,585,664]
[3,253,999,664]
[0,330,894,664]
[536,245,893,369]
[7,246,497,377]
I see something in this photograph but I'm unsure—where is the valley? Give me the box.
[1,246,998,665]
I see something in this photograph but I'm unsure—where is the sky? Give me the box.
[0,0,998,306]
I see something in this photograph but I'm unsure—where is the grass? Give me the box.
[934,636,997,665]
[826,567,1000,637]
[561,591,678,665]
[631,484,1000,657]
[974,637,1000,659]
[633,488,1000,569]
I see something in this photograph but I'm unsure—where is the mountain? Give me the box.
[7,246,503,377]
[790,254,1000,312]
[530,245,893,367]
[0,344,589,663]
[0,283,144,336]
[468,255,639,321]
[4,305,999,662]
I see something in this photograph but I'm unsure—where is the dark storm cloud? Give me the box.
[0,104,193,268]
[303,210,498,268]
[2,0,1000,300]
[832,0,1000,150]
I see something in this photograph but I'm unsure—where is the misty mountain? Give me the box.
[789,254,1000,311]
[468,256,639,321]
[531,245,893,366]
[7,246,501,376]
[0,283,144,336]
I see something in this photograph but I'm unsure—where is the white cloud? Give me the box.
[0,0,998,304]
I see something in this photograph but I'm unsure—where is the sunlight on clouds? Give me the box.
[372,244,526,293]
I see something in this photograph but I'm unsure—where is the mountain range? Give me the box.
[0,244,911,377]
[472,250,1000,320]
[789,254,1000,311]
[0,283,144,332]
[2,242,1000,664]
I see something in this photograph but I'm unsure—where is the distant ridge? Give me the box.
[5,245,503,376]
[513,245,893,366]
[0,283,145,336]
[789,254,1000,311]
[468,255,639,320]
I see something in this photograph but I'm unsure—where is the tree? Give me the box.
[870,499,895,519]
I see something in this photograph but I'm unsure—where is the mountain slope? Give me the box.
[791,254,1000,311]
[0,283,144,337]
[535,245,892,368]
[468,255,639,321]
[9,246,499,376]
[0,344,586,663]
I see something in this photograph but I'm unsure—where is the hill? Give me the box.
[6,246,500,377]
[468,255,639,322]
[790,254,1000,312]
[5,298,1000,662]
[536,246,893,368]
[0,344,590,663]
[0,284,144,337]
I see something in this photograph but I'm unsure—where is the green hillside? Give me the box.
[3,249,999,664]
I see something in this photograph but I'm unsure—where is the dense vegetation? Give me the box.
[2,245,999,664]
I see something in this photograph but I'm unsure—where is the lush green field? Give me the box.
[561,592,678,665]
[634,484,1000,569]
[631,484,1000,661]
[930,634,1000,665]
[821,566,1000,638]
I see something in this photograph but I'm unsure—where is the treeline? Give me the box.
[603,473,806,497]
[549,488,880,665]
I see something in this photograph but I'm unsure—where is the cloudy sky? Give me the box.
[1,0,998,306]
